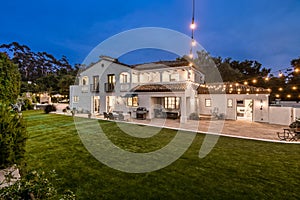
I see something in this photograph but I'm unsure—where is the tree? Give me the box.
[0,53,21,103]
[0,42,77,97]
[217,62,243,82]
[58,75,76,97]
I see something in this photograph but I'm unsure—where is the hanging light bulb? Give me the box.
[292,86,297,90]
[265,77,269,81]
[278,71,283,77]
[295,68,300,73]
[287,94,291,98]
[190,22,196,30]
[191,39,196,46]
[278,88,283,91]
[244,81,248,85]
[252,79,257,84]
[275,94,280,98]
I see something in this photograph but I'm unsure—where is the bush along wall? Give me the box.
[0,102,27,169]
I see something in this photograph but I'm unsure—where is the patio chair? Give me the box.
[118,113,124,121]
[277,128,299,141]
[108,113,115,120]
[103,112,109,120]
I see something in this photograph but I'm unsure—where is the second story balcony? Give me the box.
[90,84,99,93]
[105,83,115,92]
[81,85,89,93]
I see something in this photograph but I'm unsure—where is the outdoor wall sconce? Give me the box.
[260,100,263,110]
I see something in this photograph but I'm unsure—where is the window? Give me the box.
[164,97,180,109]
[227,99,233,108]
[92,76,99,92]
[237,100,244,106]
[108,74,115,84]
[82,76,88,85]
[127,96,138,107]
[120,72,129,83]
[73,96,79,102]
[205,99,211,107]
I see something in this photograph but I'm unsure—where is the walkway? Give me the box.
[57,111,298,143]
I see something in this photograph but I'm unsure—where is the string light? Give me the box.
[188,0,196,60]
[191,39,196,46]
[184,0,299,99]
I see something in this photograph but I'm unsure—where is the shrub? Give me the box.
[21,98,34,111]
[44,104,57,114]
[0,170,76,200]
[0,103,27,169]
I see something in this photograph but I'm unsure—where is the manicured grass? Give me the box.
[23,110,300,199]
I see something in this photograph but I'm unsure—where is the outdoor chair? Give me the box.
[277,128,299,141]
[108,113,115,120]
[103,112,109,120]
[118,113,124,121]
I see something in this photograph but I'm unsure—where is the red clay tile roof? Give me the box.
[131,82,199,92]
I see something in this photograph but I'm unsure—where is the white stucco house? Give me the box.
[70,56,270,123]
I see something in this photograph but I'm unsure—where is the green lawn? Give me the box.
[23,110,300,199]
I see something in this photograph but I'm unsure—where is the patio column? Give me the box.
[180,96,187,123]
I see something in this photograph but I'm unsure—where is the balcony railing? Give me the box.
[120,83,130,92]
[90,84,99,93]
[105,83,115,92]
[81,85,89,93]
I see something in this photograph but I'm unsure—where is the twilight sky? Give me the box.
[1,0,299,72]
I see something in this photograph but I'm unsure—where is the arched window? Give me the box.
[82,76,89,85]
[120,72,130,83]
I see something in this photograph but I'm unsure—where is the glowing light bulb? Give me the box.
[190,22,196,30]
[252,79,257,84]
[244,81,248,85]
[287,94,291,98]
[279,72,283,77]
[278,88,283,91]
[275,94,280,98]
[265,77,269,81]
[295,68,299,73]
[292,86,297,90]
[191,39,196,46]
[189,53,193,59]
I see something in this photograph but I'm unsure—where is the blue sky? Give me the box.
[1,0,299,72]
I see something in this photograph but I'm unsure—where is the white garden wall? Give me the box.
[268,107,293,125]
